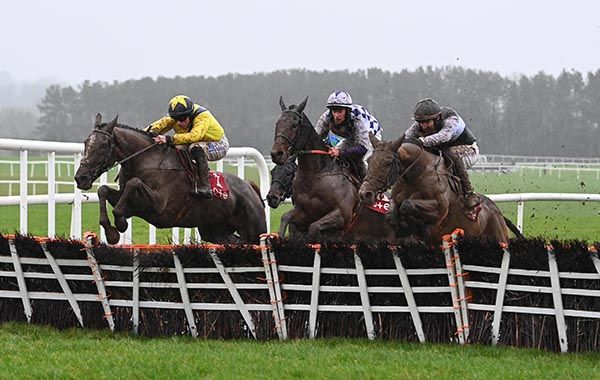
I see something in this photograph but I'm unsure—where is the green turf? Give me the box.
[0,323,598,379]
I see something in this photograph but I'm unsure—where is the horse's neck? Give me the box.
[296,120,332,173]
[113,127,158,169]
[400,151,449,194]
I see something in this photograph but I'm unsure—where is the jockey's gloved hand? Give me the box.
[153,135,173,146]
[328,147,340,157]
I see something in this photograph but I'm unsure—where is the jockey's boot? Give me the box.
[349,157,368,182]
[453,156,480,209]
[190,147,213,199]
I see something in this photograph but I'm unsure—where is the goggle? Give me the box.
[172,114,189,122]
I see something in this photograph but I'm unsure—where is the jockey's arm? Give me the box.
[172,111,223,146]
[339,145,367,159]
[420,116,463,147]
[339,117,370,158]
[147,117,176,135]
[403,123,420,139]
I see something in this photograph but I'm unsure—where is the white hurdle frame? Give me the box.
[1,233,599,351]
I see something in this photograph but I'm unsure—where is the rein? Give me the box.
[110,141,159,170]
[81,128,158,178]
[398,144,425,182]
[296,149,331,156]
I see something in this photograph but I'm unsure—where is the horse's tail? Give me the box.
[504,216,525,239]
[247,180,265,208]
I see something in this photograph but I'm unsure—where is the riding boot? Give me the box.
[453,155,480,209]
[350,157,368,182]
[190,147,213,199]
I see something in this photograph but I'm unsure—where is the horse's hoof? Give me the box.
[115,218,128,233]
[106,228,120,244]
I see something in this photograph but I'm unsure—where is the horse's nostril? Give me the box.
[271,151,283,163]
[360,190,374,204]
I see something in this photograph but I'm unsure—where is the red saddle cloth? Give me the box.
[209,171,230,200]
[365,193,390,214]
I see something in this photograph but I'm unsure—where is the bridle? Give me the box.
[274,109,304,154]
[364,141,426,194]
[79,129,116,179]
[79,127,158,179]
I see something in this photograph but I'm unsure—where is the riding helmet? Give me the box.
[168,95,194,120]
[413,98,442,122]
[326,91,353,109]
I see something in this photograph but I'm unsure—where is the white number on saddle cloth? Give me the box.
[209,171,230,200]
[365,193,390,214]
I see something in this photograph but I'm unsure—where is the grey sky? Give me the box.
[1,0,599,85]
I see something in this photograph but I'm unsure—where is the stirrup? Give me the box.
[190,183,212,199]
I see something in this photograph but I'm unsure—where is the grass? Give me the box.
[0,323,599,379]
[471,169,600,240]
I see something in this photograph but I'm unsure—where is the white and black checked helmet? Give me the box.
[326,90,353,109]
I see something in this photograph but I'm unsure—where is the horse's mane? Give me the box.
[99,122,155,139]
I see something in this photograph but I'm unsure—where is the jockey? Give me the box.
[404,98,481,210]
[146,95,230,199]
[315,90,382,181]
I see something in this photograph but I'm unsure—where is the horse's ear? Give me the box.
[106,115,118,132]
[391,135,405,151]
[94,113,102,128]
[368,132,380,148]
[279,96,287,112]
[296,96,309,114]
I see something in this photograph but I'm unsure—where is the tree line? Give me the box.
[31,67,600,157]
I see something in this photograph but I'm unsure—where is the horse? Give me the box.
[74,114,267,244]
[266,159,395,241]
[270,96,393,241]
[358,134,523,245]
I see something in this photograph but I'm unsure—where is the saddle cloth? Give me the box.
[365,193,390,214]
[209,171,230,200]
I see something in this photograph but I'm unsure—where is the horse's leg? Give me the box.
[112,177,167,233]
[407,198,448,225]
[97,185,122,244]
[279,206,310,238]
[307,208,345,239]
[278,210,293,237]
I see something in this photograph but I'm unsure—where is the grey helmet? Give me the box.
[326,91,353,109]
[413,98,442,122]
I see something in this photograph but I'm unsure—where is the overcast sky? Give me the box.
[1,0,599,85]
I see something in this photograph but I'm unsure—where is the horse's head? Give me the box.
[270,96,309,165]
[74,113,119,190]
[267,158,297,208]
[359,134,404,205]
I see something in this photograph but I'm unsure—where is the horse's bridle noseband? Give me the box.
[80,127,159,179]
[274,109,304,154]
[79,129,116,179]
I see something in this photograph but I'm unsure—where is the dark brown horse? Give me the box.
[74,114,267,244]
[267,159,394,241]
[270,97,393,241]
[359,134,522,245]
